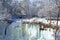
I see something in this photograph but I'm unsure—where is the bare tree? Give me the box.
[23,0,30,18]
[55,0,60,26]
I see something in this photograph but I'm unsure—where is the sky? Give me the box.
[12,0,57,4]
[30,0,51,3]
[13,0,47,3]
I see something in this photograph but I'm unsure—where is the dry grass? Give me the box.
[48,19,60,21]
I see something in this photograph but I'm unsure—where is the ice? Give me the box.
[5,18,60,40]
[5,19,41,40]
[37,28,55,40]
[5,20,23,40]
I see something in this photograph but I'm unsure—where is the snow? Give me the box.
[5,19,41,40]
[25,24,40,40]
[40,28,55,40]
[0,17,60,40]
[23,17,60,26]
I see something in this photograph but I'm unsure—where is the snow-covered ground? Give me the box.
[23,18,60,40]
[0,17,60,40]
[23,17,60,26]
[37,28,55,40]
[6,19,55,40]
